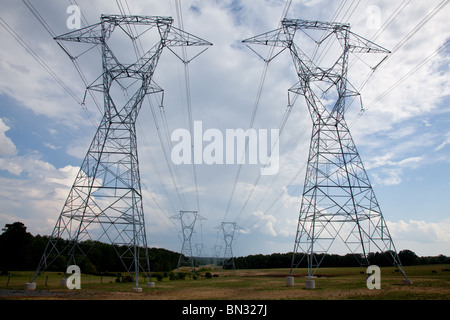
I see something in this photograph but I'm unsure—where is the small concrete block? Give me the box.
[305,279,315,289]
[24,282,36,290]
[286,276,295,287]
[402,279,413,285]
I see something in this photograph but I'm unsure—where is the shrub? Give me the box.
[168,272,177,280]
[153,273,163,282]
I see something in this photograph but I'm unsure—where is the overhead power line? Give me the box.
[0,16,97,127]
[350,0,449,126]
[174,0,202,215]
[350,38,450,127]
[390,0,448,55]
[22,0,104,117]
[222,0,292,224]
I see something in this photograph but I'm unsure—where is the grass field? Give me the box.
[0,265,449,300]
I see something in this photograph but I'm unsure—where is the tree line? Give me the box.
[1,222,449,274]
[234,250,450,270]
[0,222,180,273]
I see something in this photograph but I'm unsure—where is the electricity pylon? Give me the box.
[244,18,411,286]
[213,245,222,266]
[30,15,211,289]
[171,211,206,272]
[216,222,240,272]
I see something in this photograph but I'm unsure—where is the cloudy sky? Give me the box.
[0,0,449,259]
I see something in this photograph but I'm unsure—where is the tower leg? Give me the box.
[31,115,151,286]
[242,17,410,286]
[290,115,408,282]
[28,14,211,289]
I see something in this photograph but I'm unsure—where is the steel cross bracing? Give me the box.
[216,222,240,272]
[171,211,206,272]
[243,18,409,281]
[213,245,222,266]
[31,15,211,288]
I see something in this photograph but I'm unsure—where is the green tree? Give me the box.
[0,222,34,271]
[398,249,419,266]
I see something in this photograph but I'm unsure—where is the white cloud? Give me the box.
[397,156,423,167]
[0,159,79,235]
[388,219,450,242]
[435,132,450,151]
[348,1,450,148]
[251,210,278,237]
[366,154,424,186]
[372,168,402,186]
[43,142,60,150]
[387,218,450,255]
[1,0,449,258]
[0,118,17,157]
[0,152,55,176]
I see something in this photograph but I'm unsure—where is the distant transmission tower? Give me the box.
[216,222,240,272]
[213,245,222,266]
[29,15,211,290]
[171,211,206,272]
[244,18,411,287]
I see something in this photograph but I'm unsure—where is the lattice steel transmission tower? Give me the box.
[30,15,211,289]
[171,211,206,272]
[213,245,222,266]
[244,18,411,286]
[216,222,240,271]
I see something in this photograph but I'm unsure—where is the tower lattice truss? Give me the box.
[32,15,211,284]
[171,211,206,271]
[244,19,408,279]
[216,222,240,271]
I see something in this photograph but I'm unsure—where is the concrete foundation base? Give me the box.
[147,282,156,288]
[24,282,36,290]
[132,287,143,292]
[305,279,315,289]
[402,279,413,285]
[285,276,295,287]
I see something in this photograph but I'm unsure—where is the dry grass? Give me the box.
[1,265,449,300]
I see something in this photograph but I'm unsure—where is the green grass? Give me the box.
[1,265,449,300]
